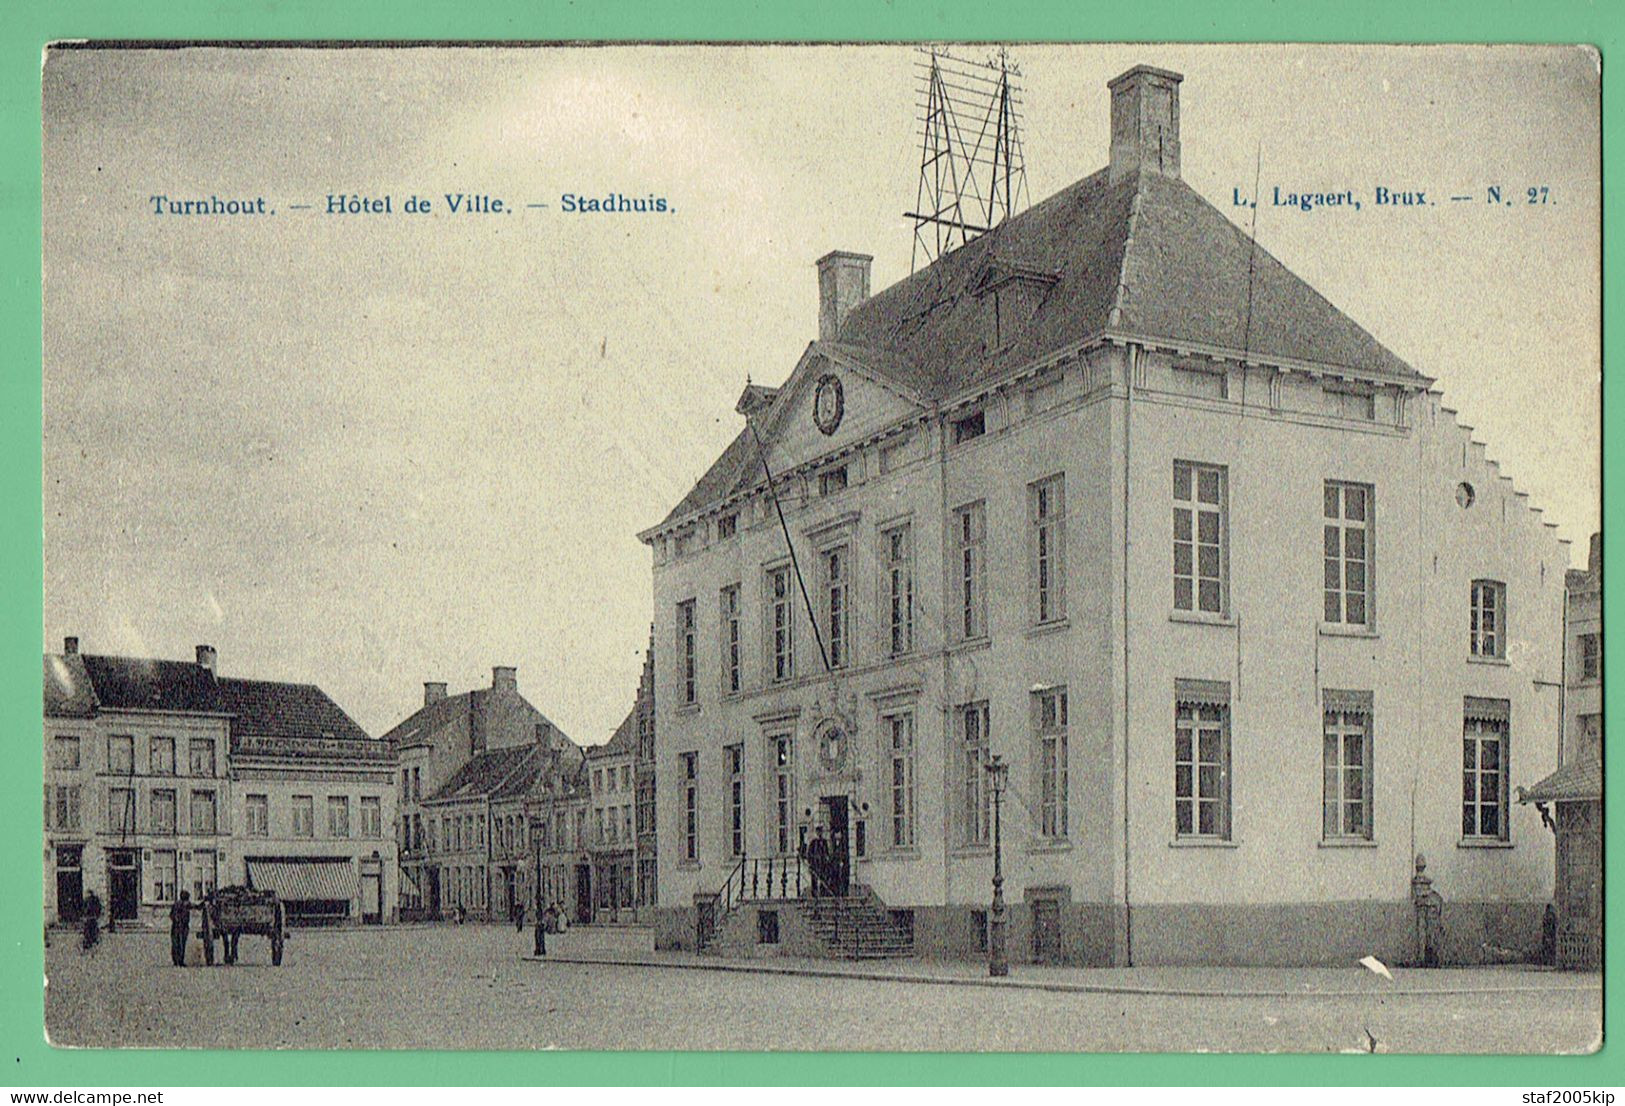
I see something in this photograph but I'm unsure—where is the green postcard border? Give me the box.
[4,0,1616,1087]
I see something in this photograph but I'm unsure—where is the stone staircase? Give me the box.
[801,891,914,959]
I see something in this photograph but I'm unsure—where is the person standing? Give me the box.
[169,891,193,966]
[514,901,526,933]
[80,891,102,955]
[807,826,830,898]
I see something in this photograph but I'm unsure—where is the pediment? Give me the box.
[753,345,926,478]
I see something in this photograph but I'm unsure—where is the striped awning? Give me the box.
[246,858,356,902]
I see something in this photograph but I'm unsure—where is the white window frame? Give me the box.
[108,735,134,776]
[1462,708,1510,842]
[767,565,795,682]
[824,544,849,669]
[1035,686,1069,839]
[726,743,744,858]
[292,794,314,838]
[1323,481,1373,627]
[1174,690,1231,840]
[188,738,216,778]
[1470,579,1507,659]
[360,796,382,838]
[152,849,177,902]
[881,522,915,657]
[953,501,987,641]
[886,711,917,849]
[677,599,697,704]
[1580,632,1601,681]
[682,752,698,862]
[1322,701,1373,841]
[960,701,990,847]
[190,789,218,835]
[52,734,80,771]
[149,736,175,776]
[1031,474,1067,624]
[1173,461,1227,616]
[150,787,177,835]
[771,735,794,856]
[721,584,741,694]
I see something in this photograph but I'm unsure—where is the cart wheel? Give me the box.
[271,934,283,966]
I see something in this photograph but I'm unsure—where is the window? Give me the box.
[108,735,134,775]
[1173,461,1226,615]
[607,766,618,793]
[1462,700,1510,841]
[682,752,698,862]
[244,794,268,837]
[1035,687,1069,838]
[637,779,656,838]
[189,738,216,777]
[952,410,985,444]
[593,768,603,794]
[152,850,177,902]
[191,790,217,835]
[150,736,175,776]
[1576,713,1602,763]
[772,736,794,855]
[52,735,80,771]
[1579,633,1600,681]
[768,566,794,681]
[193,849,216,900]
[53,783,81,830]
[327,795,349,837]
[411,767,420,801]
[882,522,914,657]
[1323,482,1372,626]
[717,513,737,540]
[361,796,381,838]
[824,545,849,668]
[677,599,697,704]
[1174,682,1230,839]
[292,794,314,838]
[726,743,745,857]
[622,765,631,790]
[108,787,135,834]
[150,788,177,835]
[1322,693,1373,840]
[1031,475,1067,623]
[720,585,741,694]
[555,812,567,848]
[887,712,916,849]
[1470,580,1507,659]
[954,502,987,640]
[818,465,848,497]
[959,702,990,846]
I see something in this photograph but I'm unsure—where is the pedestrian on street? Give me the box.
[80,891,102,954]
[807,825,830,897]
[514,902,526,933]
[543,902,559,935]
[169,891,193,966]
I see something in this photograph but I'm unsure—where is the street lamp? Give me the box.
[533,825,546,958]
[985,753,1009,977]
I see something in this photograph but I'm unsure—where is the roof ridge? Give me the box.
[1107,170,1149,329]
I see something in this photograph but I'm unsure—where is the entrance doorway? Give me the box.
[425,867,441,917]
[55,845,83,923]
[574,864,593,924]
[107,849,139,922]
[819,796,851,896]
[1032,897,1062,964]
[359,871,382,924]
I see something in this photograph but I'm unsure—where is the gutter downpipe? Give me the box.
[1122,342,1138,967]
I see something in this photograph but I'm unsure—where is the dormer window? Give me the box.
[818,465,848,497]
[952,410,985,444]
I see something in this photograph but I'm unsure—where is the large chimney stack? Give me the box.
[424,681,448,706]
[63,636,78,655]
[1108,65,1184,184]
[196,644,217,674]
[816,251,873,342]
[492,666,518,693]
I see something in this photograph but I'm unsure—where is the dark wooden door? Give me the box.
[574,865,593,924]
[426,867,441,917]
[55,847,83,923]
[1032,898,1062,964]
[822,797,850,896]
[108,849,139,921]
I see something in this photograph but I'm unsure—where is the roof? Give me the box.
[426,744,539,803]
[379,686,574,755]
[657,166,1426,530]
[1519,757,1602,804]
[79,654,225,713]
[586,705,639,760]
[44,653,97,718]
[216,677,371,743]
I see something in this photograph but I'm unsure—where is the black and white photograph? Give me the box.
[41,42,1601,1053]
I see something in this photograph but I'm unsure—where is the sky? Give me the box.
[42,44,1601,743]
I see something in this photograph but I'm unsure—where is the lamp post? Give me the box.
[985,753,1009,977]
[533,827,546,958]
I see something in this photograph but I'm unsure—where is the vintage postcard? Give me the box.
[41,42,1601,1053]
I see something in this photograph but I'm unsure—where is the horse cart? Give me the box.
[202,886,287,966]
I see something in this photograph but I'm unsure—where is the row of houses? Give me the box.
[43,637,658,929]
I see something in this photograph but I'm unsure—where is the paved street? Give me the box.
[45,924,1600,1053]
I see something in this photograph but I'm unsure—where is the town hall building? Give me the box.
[638,65,1570,966]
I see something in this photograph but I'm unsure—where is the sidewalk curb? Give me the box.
[519,953,1601,999]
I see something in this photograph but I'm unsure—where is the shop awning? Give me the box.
[398,866,420,895]
[246,858,357,901]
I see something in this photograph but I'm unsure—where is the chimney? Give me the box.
[1108,65,1184,183]
[1589,531,1602,575]
[492,666,518,692]
[196,644,217,674]
[423,681,448,706]
[816,251,873,342]
[62,636,78,655]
